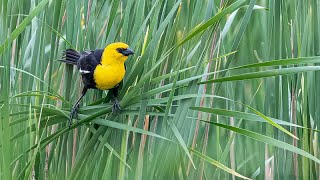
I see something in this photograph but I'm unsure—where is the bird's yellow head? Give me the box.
[102,42,134,65]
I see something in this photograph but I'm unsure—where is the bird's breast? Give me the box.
[93,64,125,90]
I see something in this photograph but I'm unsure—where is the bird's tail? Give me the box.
[59,49,81,65]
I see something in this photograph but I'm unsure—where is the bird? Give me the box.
[59,42,134,126]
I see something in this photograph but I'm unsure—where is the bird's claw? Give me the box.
[112,99,121,114]
[69,104,80,127]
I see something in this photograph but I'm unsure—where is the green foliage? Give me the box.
[0,0,319,179]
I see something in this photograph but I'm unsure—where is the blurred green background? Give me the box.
[0,0,319,179]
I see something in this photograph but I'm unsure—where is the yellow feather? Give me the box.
[94,63,125,90]
[93,42,130,90]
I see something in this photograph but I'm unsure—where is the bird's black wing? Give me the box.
[77,50,103,89]
[91,49,104,63]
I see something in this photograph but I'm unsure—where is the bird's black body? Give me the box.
[59,43,134,127]
[60,49,121,126]
[63,49,104,89]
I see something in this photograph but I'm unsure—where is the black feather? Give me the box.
[59,48,104,89]
[60,49,81,65]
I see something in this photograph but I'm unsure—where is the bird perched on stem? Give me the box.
[59,42,134,126]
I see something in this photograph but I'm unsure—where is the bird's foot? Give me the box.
[69,104,80,127]
[112,98,121,114]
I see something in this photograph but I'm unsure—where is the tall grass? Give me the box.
[1,0,319,179]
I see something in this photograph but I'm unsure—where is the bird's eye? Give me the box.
[116,47,134,56]
[116,48,126,53]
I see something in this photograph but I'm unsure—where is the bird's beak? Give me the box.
[122,48,134,56]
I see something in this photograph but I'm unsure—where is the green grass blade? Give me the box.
[200,66,320,84]
[177,0,246,46]
[230,56,320,70]
[0,0,50,56]
[189,149,251,180]
[192,104,298,139]
[209,122,320,164]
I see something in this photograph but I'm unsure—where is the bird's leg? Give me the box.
[69,87,88,127]
[112,98,121,113]
[111,86,121,114]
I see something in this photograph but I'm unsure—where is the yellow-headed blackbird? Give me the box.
[60,42,134,125]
